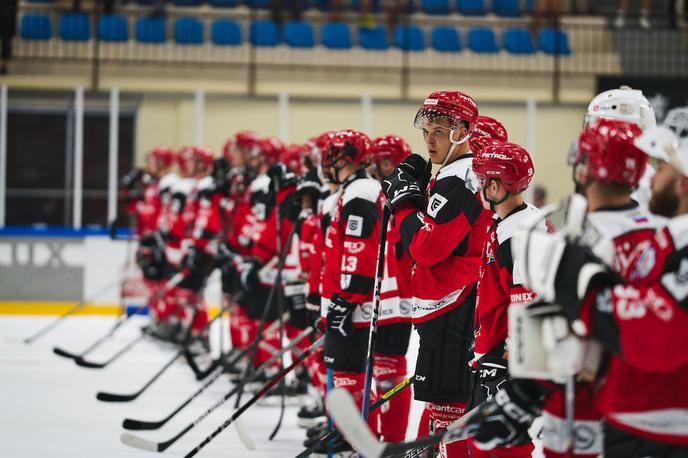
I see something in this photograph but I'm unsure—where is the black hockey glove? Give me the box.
[237,258,260,292]
[268,163,297,191]
[121,168,145,200]
[284,282,309,329]
[181,246,213,292]
[465,379,549,451]
[306,293,322,329]
[399,153,432,190]
[211,158,231,194]
[296,170,323,200]
[326,294,356,338]
[382,166,425,213]
[476,357,509,403]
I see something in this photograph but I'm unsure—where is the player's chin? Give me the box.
[427,151,442,164]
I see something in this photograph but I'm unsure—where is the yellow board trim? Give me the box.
[0,302,222,317]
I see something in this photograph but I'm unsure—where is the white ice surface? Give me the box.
[0,316,543,458]
[0,316,428,458]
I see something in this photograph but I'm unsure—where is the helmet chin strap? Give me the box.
[440,128,471,170]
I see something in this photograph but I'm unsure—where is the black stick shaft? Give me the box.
[184,336,325,458]
[362,205,391,419]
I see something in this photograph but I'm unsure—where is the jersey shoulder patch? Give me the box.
[250,174,271,194]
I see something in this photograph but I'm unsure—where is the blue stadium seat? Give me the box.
[457,0,485,15]
[284,21,314,48]
[98,15,128,42]
[492,0,521,16]
[174,17,203,45]
[250,20,279,47]
[394,24,424,51]
[174,0,203,5]
[59,13,90,41]
[432,26,461,52]
[211,19,241,45]
[245,0,270,8]
[358,26,388,50]
[502,28,535,54]
[136,17,166,43]
[467,27,498,53]
[20,14,52,40]
[421,0,450,15]
[209,0,238,6]
[538,28,571,55]
[321,22,351,49]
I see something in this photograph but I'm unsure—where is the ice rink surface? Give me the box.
[0,315,428,458]
[0,315,544,458]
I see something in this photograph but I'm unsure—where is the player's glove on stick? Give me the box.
[465,379,548,451]
[382,154,430,212]
[326,294,356,338]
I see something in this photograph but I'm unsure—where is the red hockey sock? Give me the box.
[418,403,432,439]
[429,401,470,458]
[468,438,534,457]
[331,371,380,434]
[374,353,411,441]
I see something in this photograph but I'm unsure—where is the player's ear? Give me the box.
[677,175,688,196]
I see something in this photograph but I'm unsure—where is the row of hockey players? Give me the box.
[121,85,688,458]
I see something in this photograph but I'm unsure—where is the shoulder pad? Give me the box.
[587,205,665,240]
[667,213,688,250]
[342,178,381,206]
[159,172,179,192]
[320,188,342,217]
[250,174,271,194]
[497,204,544,245]
[436,156,479,194]
[197,175,215,191]
[172,177,195,195]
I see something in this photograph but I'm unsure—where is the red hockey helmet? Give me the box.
[473,142,534,194]
[414,91,479,144]
[149,145,176,168]
[577,118,647,188]
[282,144,308,176]
[177,146,195,175]
[222,137,235,162]
[234,131,261,157]
[470,116,508,152]
[193,146,214,169]
[259,137,286,165]
[368,135,412,166]
[323,130,371,169]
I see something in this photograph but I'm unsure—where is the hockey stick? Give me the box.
[327,388,479,458]
[182,335,325,458]
[53,301,149,360]
[22,274,128,345]
[121,315,290,428]
[75,272,191,370]
[74,334,145,369]
[120,330,321,454]
[294,376,413,458]
[269,175,287,442]
[362,204,391,420]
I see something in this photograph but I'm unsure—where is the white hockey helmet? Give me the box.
[635,125,688,177]
[584,85,656,132]
[663,107,688,140]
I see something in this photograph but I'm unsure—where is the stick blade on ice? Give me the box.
[52,347,80,359]
[326,388,385,458]
[96,390,137,402]
[233,415,256,450]
[120,432,161,452]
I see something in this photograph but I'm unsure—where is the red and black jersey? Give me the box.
[473,203,542,361]
[376,212,412,325]
[581,212,688,446]
[191,177,222,255]
[298,209,319,280]
[127,175,160,238]
[308,188,340,309]
[397,154,493,323]
[321,171,383,327]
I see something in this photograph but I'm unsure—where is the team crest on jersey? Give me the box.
[340,274,352,290]
[345,215,363,237]
[630,244,655,281]
[252,203,266,220]
[427,194,448,218]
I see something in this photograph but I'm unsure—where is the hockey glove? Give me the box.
[326,294,356,338]
[398,153,432,190]
[237,258,260,292]
[268,163,297,190]
[306,293,323,330]
[382,166,424,212]
[465,379,548,451]
[296,170,323,200]
[477,357,509,403]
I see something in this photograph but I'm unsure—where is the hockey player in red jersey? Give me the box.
[381,91,493,457]
[367,135,414,442]
[463,119,676,458]
[316,129,384,455]
[468,141,539,458]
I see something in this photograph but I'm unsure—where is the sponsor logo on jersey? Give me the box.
[510,291,535,304]
[343,240,365,254]
[427,193,448,218]
[334,377,358,387]
[252,203,266,220]
[361,303,373,320]
[345,215,363,237]
[430,404,466,414]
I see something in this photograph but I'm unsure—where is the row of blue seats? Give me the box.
[25,0,534,17]
[20,13,571,54]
